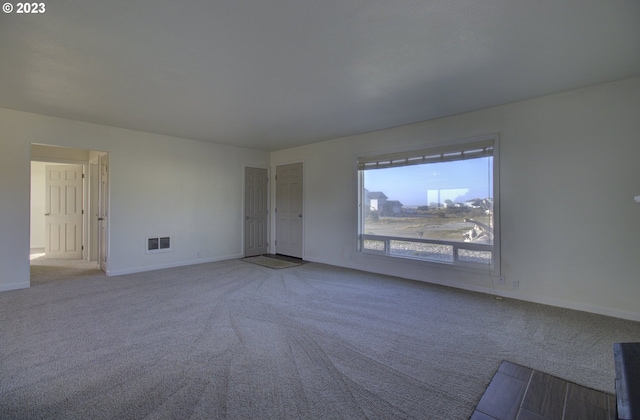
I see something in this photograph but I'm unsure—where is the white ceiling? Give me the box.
[1,1,639,151]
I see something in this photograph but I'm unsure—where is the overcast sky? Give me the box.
[363,157,493,206]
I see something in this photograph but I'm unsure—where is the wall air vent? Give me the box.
[146,236,171,254]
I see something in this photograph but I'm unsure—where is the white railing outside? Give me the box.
[360,234,493,268]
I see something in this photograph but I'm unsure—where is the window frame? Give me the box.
[357,134,500,275]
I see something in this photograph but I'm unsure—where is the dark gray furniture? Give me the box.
[614,342,640,420]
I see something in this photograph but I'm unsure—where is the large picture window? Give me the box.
[358,136,499,271]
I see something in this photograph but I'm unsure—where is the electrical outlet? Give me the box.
[512,280,519,290]
[498,276,505,286]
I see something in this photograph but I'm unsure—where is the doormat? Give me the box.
[471,361,615,420]
[242,255,302,269]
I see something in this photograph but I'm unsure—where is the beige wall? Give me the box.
[0,109,269,290]
[271,76,640,321]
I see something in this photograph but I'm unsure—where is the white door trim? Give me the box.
[89,158,99,261]
[98,153,109,273]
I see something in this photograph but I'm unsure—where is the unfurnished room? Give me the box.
[1,1,640,419]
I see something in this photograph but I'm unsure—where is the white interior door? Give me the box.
[244,167,269,257]
[275,163,303,258]
[45,164,83,259]
[98,154,109,272]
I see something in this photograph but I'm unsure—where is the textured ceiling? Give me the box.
[1,0,639,151]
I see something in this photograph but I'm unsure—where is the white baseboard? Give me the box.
[105,254,243,276]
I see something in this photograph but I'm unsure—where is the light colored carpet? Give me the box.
[1,259,639,419]
[243,255,302,269]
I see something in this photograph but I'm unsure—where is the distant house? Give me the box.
[465,198,493,211]
[382,200,403,216]
[367,191,388,211]
[465,199,483,208]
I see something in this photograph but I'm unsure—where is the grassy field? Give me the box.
[363,215,493,242]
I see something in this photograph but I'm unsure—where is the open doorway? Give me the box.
[30,144,109,285]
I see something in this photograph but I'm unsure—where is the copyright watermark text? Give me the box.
[3,3,46,13]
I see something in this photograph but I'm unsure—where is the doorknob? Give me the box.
[245,216,251,220]
[98,217,105,221]
[298,214,302,217]
[44,213,50,216]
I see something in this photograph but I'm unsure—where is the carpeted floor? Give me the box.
[1,259,639,419]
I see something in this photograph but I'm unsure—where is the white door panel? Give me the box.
[276,163,303,258]
[45,164,83,259]
[244,167,268,257]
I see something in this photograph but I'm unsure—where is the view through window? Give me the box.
[359,138,497,268]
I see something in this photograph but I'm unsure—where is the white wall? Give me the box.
[271,76,640,321]
[29,162,46,249]
[0,109,269,291]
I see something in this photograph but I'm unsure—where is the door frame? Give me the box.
[86,153,109,268]
[242,165,270,257]
[29,145,110,276]
[97,153,109,272]
[89,158,99,261]
[273,161,304,259]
